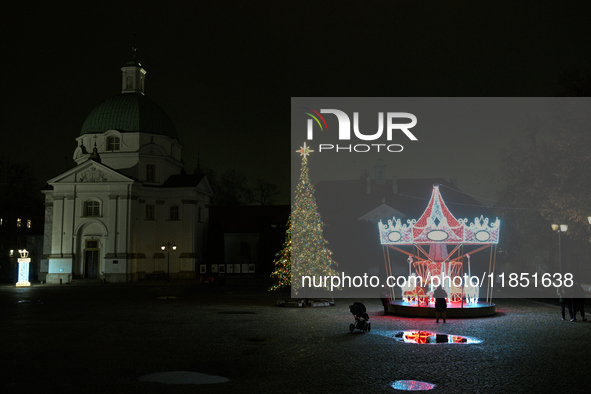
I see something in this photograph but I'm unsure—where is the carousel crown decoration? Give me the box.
[378,218,416,244]
[378,185,500,245]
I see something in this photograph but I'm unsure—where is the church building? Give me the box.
[41,54,212,283]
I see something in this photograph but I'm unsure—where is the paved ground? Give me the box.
[2,278,590,393]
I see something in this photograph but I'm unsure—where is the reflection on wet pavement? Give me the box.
[394,330,481,344]
[390,380,436,390]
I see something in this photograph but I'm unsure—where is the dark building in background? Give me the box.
[207,205,290,276]
[0,213,44,283]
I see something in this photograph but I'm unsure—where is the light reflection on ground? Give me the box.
[391,380,436,391]
[394,330,482,344]
[394,300,492,309]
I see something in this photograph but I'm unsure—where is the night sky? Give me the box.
[3,2,591,205]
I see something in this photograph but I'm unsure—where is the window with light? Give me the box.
[84,201,101,217]
[107,136,120,151]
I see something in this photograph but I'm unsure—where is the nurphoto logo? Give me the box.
[303,108,417,153]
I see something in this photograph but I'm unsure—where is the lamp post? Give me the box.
[161,242,176,282]
[551,224,568,274]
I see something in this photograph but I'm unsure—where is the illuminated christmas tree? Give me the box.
[269,216,292,291]
[289,143,339,295]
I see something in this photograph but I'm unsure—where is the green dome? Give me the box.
[80,93,178,140]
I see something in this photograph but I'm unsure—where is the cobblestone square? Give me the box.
[2,279,590,393]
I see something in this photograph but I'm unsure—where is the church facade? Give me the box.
[41,57,212,283]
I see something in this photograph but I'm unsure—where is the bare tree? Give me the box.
[208,169,253,206]
[253,178,279,205]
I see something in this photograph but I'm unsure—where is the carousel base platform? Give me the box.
[387,300,496,318]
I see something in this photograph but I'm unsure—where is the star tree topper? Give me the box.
[296,142,314,158]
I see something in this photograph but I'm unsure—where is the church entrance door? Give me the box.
[84,240,99,279]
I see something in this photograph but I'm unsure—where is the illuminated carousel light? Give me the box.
[378,185,499,315]
[475,230,490,242]
[427,230,448,241]
[388,231,402,242]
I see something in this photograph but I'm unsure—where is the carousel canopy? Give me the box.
[379,185,500,245]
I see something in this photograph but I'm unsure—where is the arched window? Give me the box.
[107,136,120,151]
[169,205,179,220]
[146,164,156,182]
[84,200,101,217]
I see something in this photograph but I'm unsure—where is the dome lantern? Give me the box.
[80,42,178,140]
[121,40,146,95]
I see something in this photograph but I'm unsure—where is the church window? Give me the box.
[27,219,32,229]
[107,136,120,151]
[84,201,101,217]
[146,164,156,182]
[198,206,203,223]
[17,218,22,227]
[126,76,133,89]
[169,205,179,220]
[145,205,155,220]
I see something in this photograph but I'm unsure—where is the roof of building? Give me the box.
[315,177,494,226]
[80,93,178,140]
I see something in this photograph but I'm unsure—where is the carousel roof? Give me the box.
[378,185,500,245]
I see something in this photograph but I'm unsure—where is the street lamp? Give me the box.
[551,224,567,274]
[161,242,177,281]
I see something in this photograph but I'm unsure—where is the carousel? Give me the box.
[379,185,499,317]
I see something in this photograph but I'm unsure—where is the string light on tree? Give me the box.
[269,216,292,291]
[289,142,339,295]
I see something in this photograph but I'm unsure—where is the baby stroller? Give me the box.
[349,302,371,332]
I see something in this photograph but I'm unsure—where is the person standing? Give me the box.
[572,282,587,322]
[380,290,393,315]
[433,285,448,323]
[557,284,575,321]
